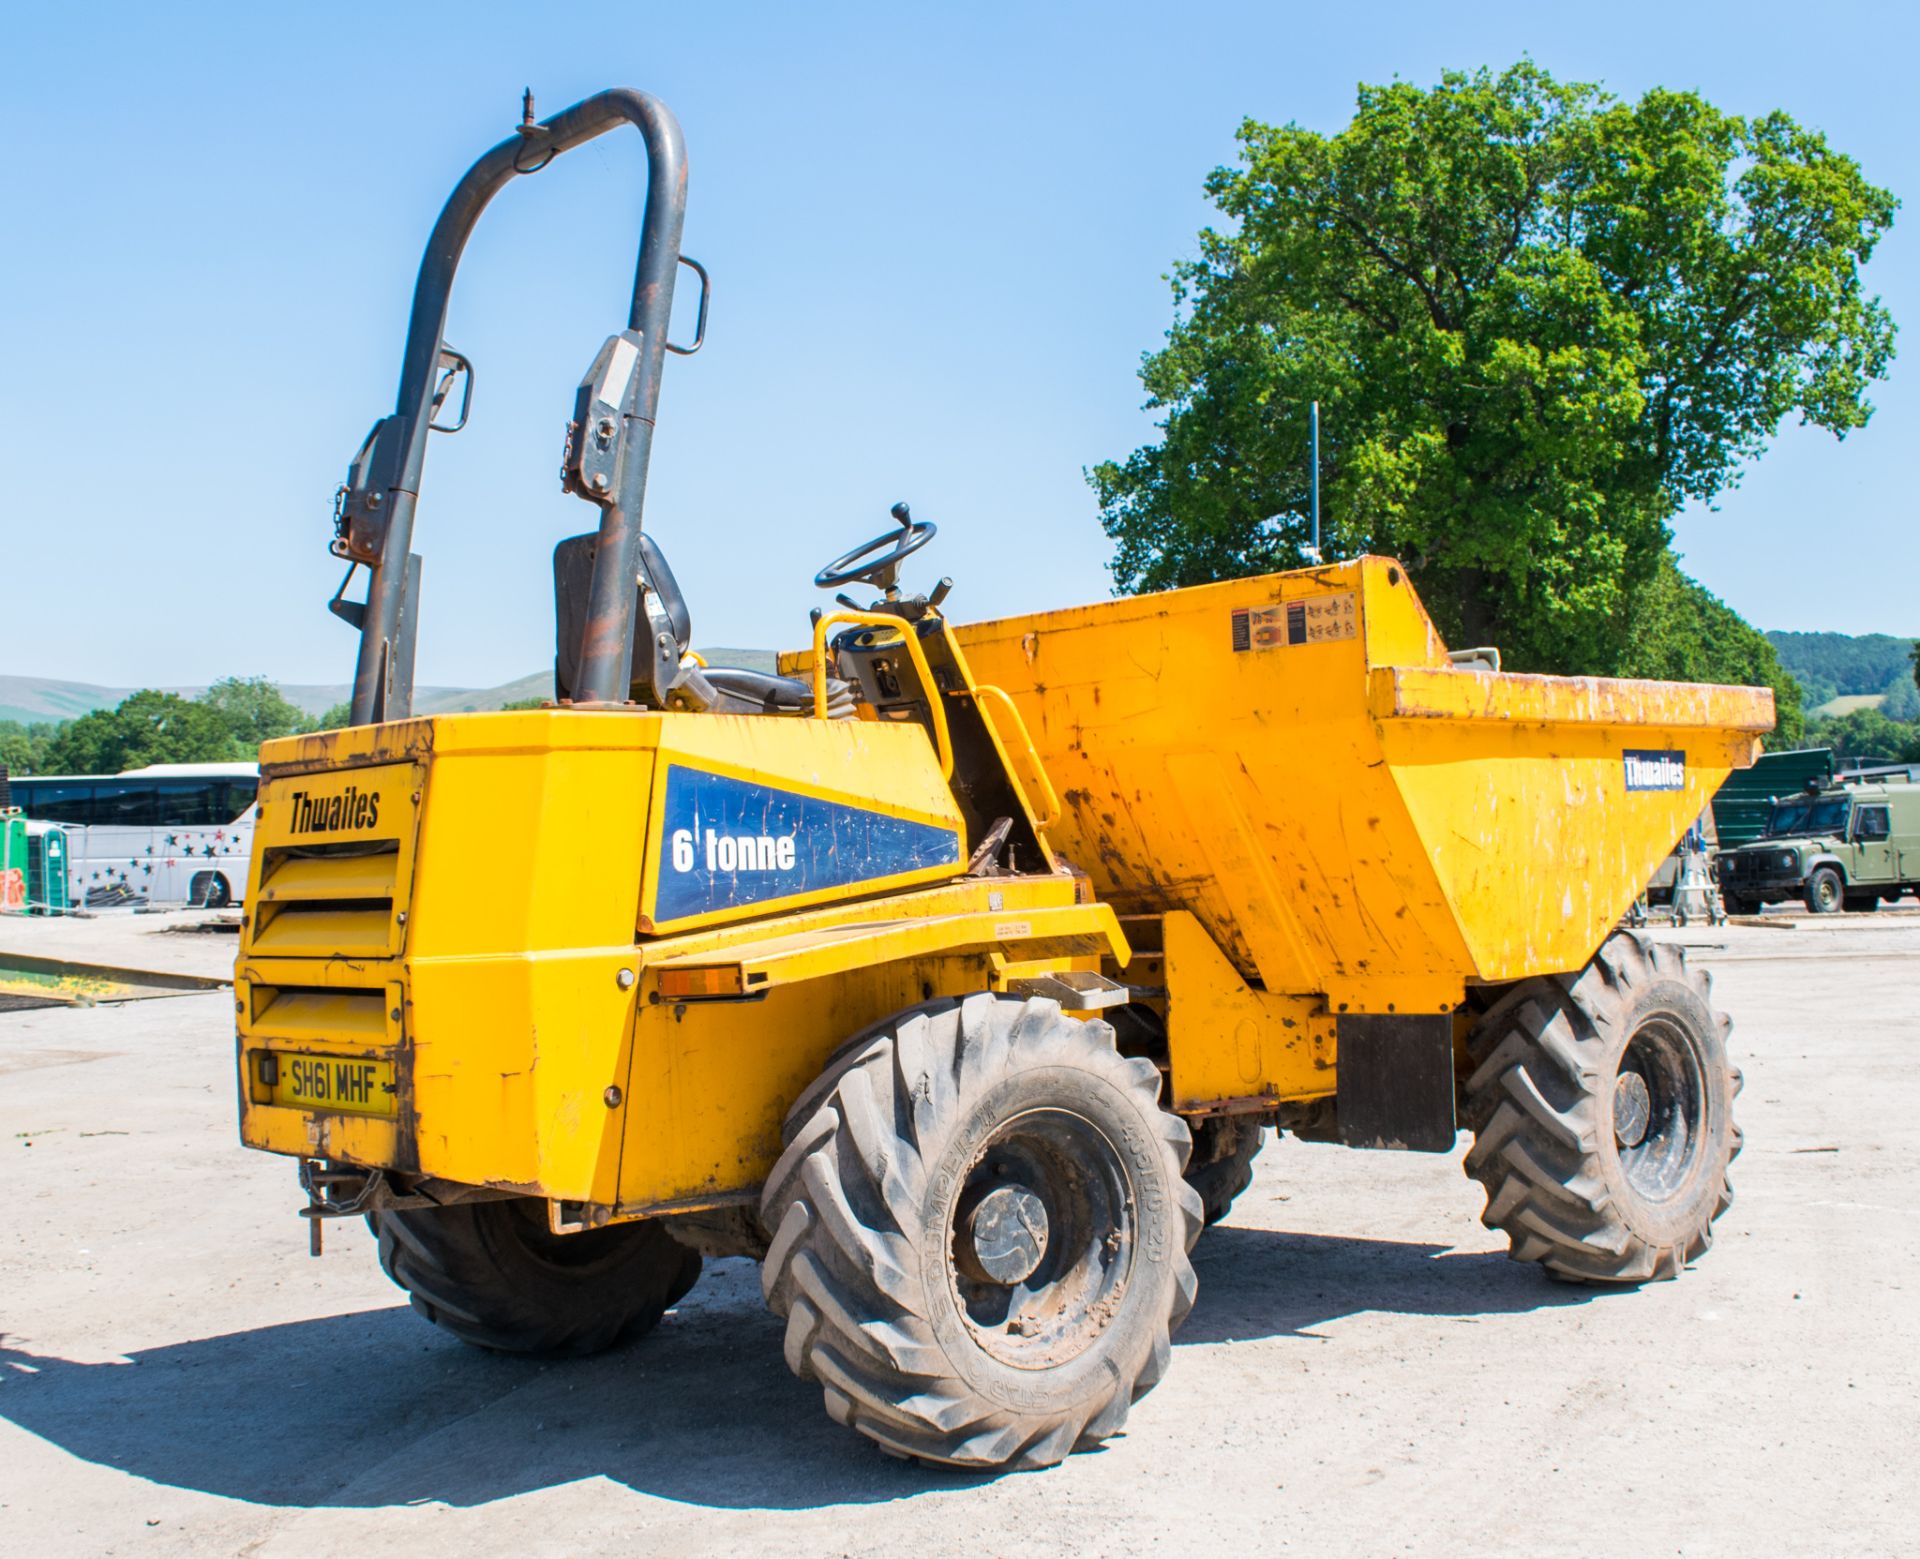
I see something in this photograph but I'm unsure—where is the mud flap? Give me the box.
[1336,1013,1457,1152]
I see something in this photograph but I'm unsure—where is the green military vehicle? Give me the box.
[1716,781,1920,914]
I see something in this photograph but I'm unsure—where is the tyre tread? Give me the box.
[371,1199,699,1355]
[761,993,1202,1468]
[1462,931,1740,1285]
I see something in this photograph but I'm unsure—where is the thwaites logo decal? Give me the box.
[654,765,962,922]
[286,783,382,833]
[1623,749,1687,792]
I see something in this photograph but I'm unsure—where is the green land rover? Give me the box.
[1716,782,1920,915]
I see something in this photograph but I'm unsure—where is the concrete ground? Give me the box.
[1,911,1915,1556]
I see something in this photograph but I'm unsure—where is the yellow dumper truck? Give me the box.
[235,88,1771,1470]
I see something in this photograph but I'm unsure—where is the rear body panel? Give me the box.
[235,710,1119,1210]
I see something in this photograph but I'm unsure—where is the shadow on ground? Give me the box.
[1180,1222,1590,1344]
[0,1228,1589,1512]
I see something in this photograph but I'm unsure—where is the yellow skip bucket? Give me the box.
[954,556,1773,1010]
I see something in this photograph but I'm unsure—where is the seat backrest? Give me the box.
[553,531,692,703]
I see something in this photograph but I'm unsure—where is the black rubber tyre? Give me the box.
[1463,932,1741,1284]
[1722,892,1759,918]
[1805,865,1844,914]
[1186,1117,1265,1226]
[760,993,1203,1469]
[371,1197,701,1355]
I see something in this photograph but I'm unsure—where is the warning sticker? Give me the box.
[1231,592,1357,652]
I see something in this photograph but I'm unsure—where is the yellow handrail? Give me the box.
[973,683,1062,829]
[810,611,954,780]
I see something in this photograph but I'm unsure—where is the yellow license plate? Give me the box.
[264,1052,398,1117]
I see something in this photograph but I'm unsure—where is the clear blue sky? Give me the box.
[5,0,1914,690]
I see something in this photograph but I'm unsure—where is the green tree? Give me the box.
[1620,556,1805,745]
[0,720,61,776]
[314,701,353,731]
[43,690,238,773]
[1880,668,1920,723]
[1807,705,1920,766]
[199,676,309,752]
[1092,61,1897,684]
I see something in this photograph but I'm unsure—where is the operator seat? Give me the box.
[552,533,850,715]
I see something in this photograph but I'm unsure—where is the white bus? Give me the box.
[7,762,258,909]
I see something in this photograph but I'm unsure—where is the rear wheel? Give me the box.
[1463,932,1741,1284]
[371,1197,701,1354]
[1805,865,1844,914]
[1186,1117,1265,1226]
[761,993,1202,1469]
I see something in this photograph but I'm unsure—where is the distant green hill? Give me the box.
[1815,693,1887,718]
[0,650,780,728]
[0,676,153,725]
[1766,631,1917,711]
[0,674,481,725]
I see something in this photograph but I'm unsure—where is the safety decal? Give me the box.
[1231,592,1357,652]
[653,764,962,922]
[1623,750,1687,792]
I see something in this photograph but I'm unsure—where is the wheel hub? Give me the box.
[1613,1070,1652,1148]
[964,1184,1049,1285]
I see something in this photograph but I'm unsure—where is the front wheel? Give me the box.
[1722,892,1759,918]
[1463,932,1741,1284]
[761,994,1203,1469]
[1805,865,1844,914]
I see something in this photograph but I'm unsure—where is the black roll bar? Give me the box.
[339,88,688,723]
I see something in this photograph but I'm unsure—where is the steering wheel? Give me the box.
[815,501,937,591]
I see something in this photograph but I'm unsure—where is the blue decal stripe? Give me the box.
[654,765,961,923]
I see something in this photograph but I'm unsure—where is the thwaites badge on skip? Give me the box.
[1623,750,1687,792]
[1231,592,1357,652]
[653,764,962,922]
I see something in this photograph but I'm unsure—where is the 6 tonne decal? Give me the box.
[654,765,962,922]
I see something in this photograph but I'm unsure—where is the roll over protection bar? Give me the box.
[334,89,689,724]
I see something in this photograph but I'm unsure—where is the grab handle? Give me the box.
[973,683,1061,829]
[666,256,710,355]
[811,612,953,780]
